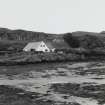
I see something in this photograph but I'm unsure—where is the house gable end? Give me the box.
[23,41,51,52]
[37,41,50,52]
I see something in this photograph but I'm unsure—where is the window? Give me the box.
[45,49,48,52]
[40,45,43,47]
[40,44,45,47]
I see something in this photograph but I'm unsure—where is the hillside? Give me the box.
[63,31,105,49]
[0,28,105,41]
[0,28,61,41]
[0,28,105,51]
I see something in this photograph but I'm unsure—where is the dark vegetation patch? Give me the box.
[92,77,104,80]
[0,52,82,66]
[76,68,105,76]
[0,85,80,105]
[0,50,105,66]
[63,33,80,48]
[50,83,105,104]
[0,85,40,105]
[0,40,27,51]
[0,62,69,75]
[63,33,105,49]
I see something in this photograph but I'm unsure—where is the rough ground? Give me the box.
[0,62,105,105]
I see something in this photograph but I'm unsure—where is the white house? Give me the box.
[23,41,53,52]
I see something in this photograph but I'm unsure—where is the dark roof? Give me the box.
[45,42,54,49]
[45,40,70,49]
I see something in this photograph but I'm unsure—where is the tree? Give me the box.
[79,35,105,49]
[63,33,80,48]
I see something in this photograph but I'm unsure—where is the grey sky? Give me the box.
[0,0,105,33]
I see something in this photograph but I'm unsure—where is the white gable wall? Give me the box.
[37,41,50,52]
